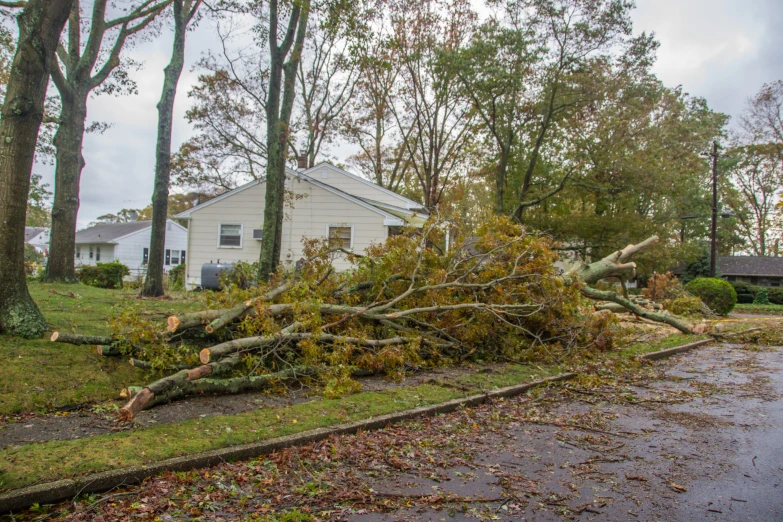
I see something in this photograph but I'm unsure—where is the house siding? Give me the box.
[184,177,390,288]
[75,220,188,276]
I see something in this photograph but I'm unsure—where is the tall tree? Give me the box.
[44,0,171,282]
[0,0,73,337]
[142,0,202,297]
[257,0,311,281]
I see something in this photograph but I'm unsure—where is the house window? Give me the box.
[89,246,94,259]
[76,246,81,259]
[328,225,353,249]
[96,246,101,261]
[142,247,149,264]
[170,250,181,265]
[218,223,243,248]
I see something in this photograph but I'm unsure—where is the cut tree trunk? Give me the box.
[581,286,693,334]
[51,332,114,345]
[0,0,74,337]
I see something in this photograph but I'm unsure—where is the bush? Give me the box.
[684,277,737,315]
[641,271,684,301]
[78,261,130,289]
[731,281,759,304]
[168,263,186,290]
[753,287,771,305]
[767,287,783,305]
[665,296,704,317]
[218,260,258,290]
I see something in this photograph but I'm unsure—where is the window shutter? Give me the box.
[181,250,186,265]
[165,249,171,265]
[143,248,149,264]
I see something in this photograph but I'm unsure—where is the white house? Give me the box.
[25,227,50,253]
[174,163,428,289]
[75,219,188,276]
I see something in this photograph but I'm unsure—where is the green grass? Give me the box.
[734,303,783,315]
[0,282,203,415]
[619,333,710,357]
[0,364,558,492]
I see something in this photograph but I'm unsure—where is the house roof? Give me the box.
[75,221,152,244]
[175,169,427,227]
[718,256,783,277]
[303,162,426,211]
[25,227,48,242]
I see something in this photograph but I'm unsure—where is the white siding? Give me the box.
[75,244,115,266]
[75,220,188,275]
[306,164,419,209]
[184,177,390,288]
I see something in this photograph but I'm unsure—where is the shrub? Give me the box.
[168,263,186,290]
[731,281,759,304]
[767,287,783,305]
[753,287,771,305]
[665,296,704,317]
[218,260,258,290]
[684,277,737,315]
[641,271,684,301]
[78,261,130,289]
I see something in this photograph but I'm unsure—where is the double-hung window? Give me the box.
[328,225,353,250]
[219,223,243,248]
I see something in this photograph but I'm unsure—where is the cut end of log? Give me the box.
[205,325,214,334]
[119,388,130,400]
[245,300,252,307]
[167,316,181,333]
[96,345,103,355]
[129,358,138,367]
[199,348,211,364]
[118,387,154,422]
[50,332,59,342]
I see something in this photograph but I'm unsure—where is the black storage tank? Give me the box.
[201,262,234,290]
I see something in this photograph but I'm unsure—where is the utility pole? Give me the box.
[710,141,719,278]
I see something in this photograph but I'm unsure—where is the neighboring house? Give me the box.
[75,220,188,275]
[25,227,50,253]
[174,163,428,289]
[718,256,783,287]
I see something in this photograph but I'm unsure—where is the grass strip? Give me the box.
[0,364,559,492]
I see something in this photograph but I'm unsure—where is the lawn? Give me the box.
[0,282,203,415]
[734,303,783,315]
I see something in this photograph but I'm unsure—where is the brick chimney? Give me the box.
[297,156,308,170]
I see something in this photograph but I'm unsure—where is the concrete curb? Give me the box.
[639,339,713,361]
[0,373,575,514]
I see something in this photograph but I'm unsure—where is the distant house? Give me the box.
[25,227,50,253]
[174,163,428,289]
[75,220,188,275]
[719,256,783,287]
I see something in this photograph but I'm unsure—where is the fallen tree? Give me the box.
[50,216,693,419]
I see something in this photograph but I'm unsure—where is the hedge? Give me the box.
[78,261,130,289]
[684,277,737,315]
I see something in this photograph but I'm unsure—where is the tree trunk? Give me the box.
[0,0,73,337]
[258,0,310,282]
[142,0,190,297]
[45,94,87,282]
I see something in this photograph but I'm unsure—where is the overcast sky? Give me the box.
[34,0,783,229]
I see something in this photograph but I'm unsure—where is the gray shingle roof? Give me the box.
[75,221,151,244]
[718,256,783,277]
[24,227,48,242]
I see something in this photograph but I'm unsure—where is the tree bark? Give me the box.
[45,94,87,282]
[141,0,200,297]
[50,331,114,345]
[258,0,310,281]
[0,0,73,337]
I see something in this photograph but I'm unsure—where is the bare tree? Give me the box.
[44,0,171,282]
[0,0,73,337]
[142,0,203,297]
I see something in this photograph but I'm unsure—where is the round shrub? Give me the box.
[767,287,783,305]
[665,296,704,317]
[684,277,737,315]
[78,261,130,289]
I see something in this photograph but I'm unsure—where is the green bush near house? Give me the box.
[168,263,186,290]
[665,296,704,317]
[78,260,131,289]
[731,281,759,303]
[753,287,771,305]
[684,277,737,315]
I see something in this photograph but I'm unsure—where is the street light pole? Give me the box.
[710,141,719,278]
